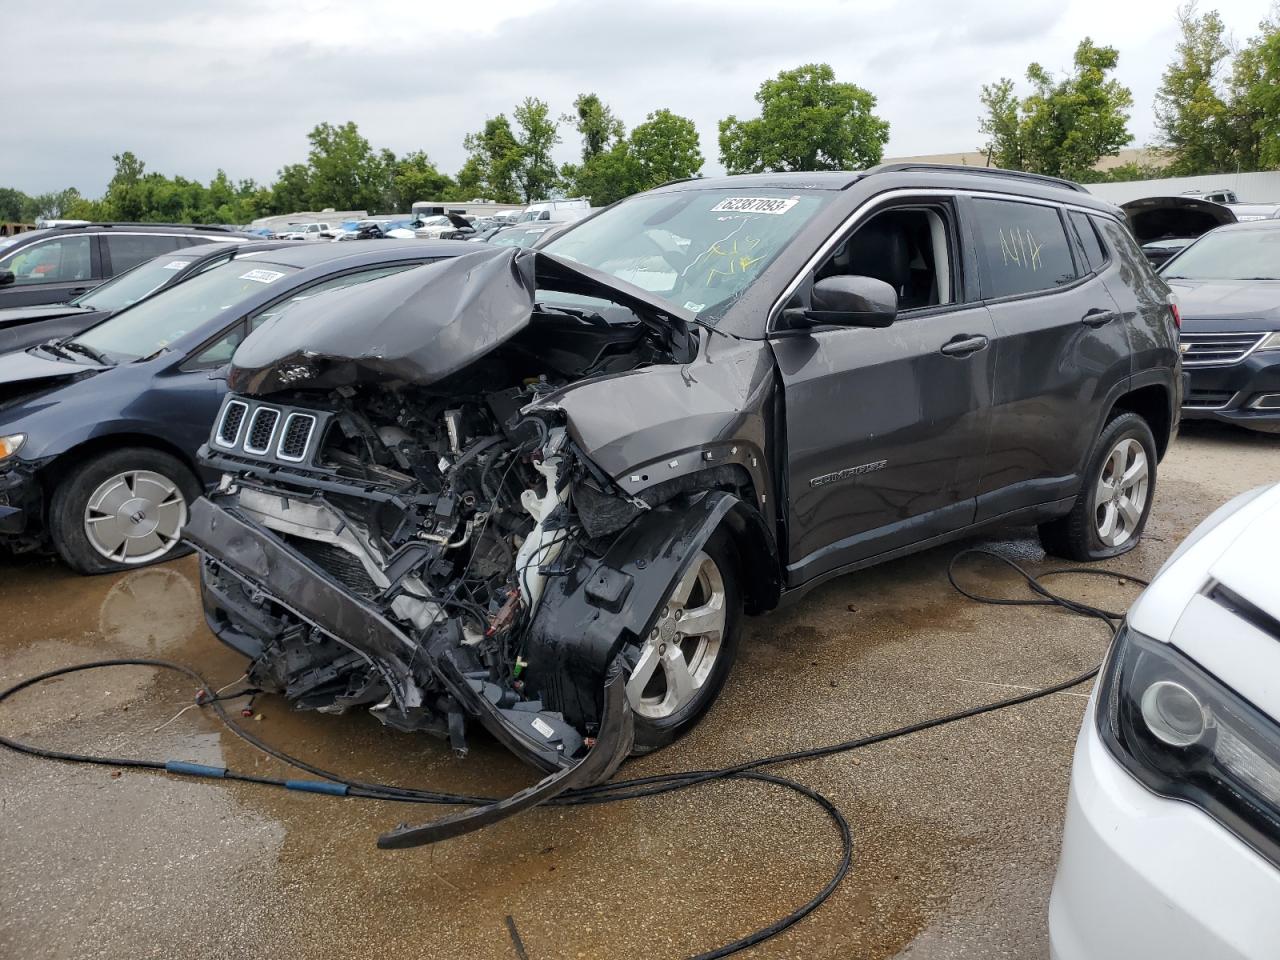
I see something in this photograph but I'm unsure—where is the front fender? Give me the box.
[523,490,778,731]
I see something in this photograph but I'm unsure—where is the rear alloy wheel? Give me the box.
[627,535,741,755]
[49,448,201,575]
[1039,411,1158,561]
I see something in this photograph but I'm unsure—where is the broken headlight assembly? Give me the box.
[1098,623,1280,867]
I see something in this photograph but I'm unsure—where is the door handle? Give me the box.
[939,334,990,357]
[1082,308,1118,327]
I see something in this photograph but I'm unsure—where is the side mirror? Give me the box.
[0,270,14,288]
[788,275,898,329]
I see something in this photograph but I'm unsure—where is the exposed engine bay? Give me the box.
[186,247,771,793]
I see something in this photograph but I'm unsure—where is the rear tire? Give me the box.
[1038,412,1157,562]
[49,447,201,575]
[628,530,742,756]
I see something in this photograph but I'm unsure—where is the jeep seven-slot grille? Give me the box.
[277,413,315,462]
[244,408,280,454]
[216,401,248,447]
[1179,331,1267,367]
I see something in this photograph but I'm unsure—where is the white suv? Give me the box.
[1050,483,1280,959]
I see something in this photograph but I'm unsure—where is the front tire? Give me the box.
[1039,412,1157,561]
[49,448,201,575]
[627,531,742,756]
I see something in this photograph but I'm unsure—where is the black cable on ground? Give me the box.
[0,548,1147,959]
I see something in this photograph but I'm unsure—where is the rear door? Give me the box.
[102,233,194,277]
[966,196,1131,520]
[0,234,99,307]
[772,195,997,584]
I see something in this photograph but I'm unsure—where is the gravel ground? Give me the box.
[0,420,1275,960]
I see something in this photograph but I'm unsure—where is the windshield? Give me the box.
[542,189,831,321]
[71,258,299,361]
[1162,228,1280,280]
[73,255,197,311]
[491,226,551,249]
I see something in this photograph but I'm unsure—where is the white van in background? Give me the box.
[517,198,591,223]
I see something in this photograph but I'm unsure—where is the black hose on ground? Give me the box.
[0,548,1147,959]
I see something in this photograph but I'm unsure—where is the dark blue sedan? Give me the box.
[0,239,462,573]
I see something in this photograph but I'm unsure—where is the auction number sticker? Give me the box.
[710,197,799,215]
[163,260,190,270]
[239,268,286,284]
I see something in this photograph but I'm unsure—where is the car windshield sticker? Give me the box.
[163,260,191,270]
[710,197,799,215]
[239,268,286,284]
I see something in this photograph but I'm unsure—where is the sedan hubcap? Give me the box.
[626,551,726,720]
[1094,438,1149,548]
[84,470,187,564]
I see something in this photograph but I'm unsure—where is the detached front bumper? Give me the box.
[184,495,633,780]
[1049,703,1280,960]
[0,462,44,548]
[1181,351,1280,434]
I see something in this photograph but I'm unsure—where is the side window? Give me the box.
[971,198,1078,299]
[1,236,93,285]
[248,263,423,332]
[106,234,188,274]
[1068,211,1108,273]
[816,204,955,311]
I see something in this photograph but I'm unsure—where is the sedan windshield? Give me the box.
[1163,228,1280,280]
[71,258,298,362]
[542,188,831,321]
[72,254,198,311]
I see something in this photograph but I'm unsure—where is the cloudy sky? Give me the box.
[3,0,1274,197]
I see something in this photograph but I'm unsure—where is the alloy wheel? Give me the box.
[626,551,727,720]
[1094,438,1149,548]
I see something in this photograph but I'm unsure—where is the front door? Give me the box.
[772,198,996,585]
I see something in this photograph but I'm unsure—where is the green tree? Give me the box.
[513,97,561,202]
[462,115,523,203]
[564,93,624,163]
[978,39,1133,180]
[305,121,391,211]
[1229,14,1280,169]
[22,188,85,220]
[718,64,889,173]
[270,163,314,215]
[629,109,703,187]
[0,187,29,222]
[102,151,148,220]
[978,78,1024,169]
[1155,5,1234,175]
[389,151,456,209]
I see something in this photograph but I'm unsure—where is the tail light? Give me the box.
[1167,293,1182,329]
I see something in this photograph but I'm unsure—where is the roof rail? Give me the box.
[50,221,236,232]
[868,163,1088,194]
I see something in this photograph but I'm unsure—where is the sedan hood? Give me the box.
[0,304,94,330]
[0,347,107,412]
[1166,279,1280,329]
[1122,196,1236,244]
[228,246,694,397]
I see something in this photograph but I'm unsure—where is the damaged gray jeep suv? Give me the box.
[187,164,1180,823]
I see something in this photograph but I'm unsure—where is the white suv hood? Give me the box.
[1129,483,1280,720]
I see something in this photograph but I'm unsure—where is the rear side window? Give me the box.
[105,233,188,274]
[1,236,93,285]
[971,199,1078,299]
[1069,211,1108,273]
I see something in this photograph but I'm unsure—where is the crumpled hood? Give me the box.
[1166,279,1280,329]
[228,246,694,397]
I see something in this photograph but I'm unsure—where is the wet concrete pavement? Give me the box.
[1,422,1276,960]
